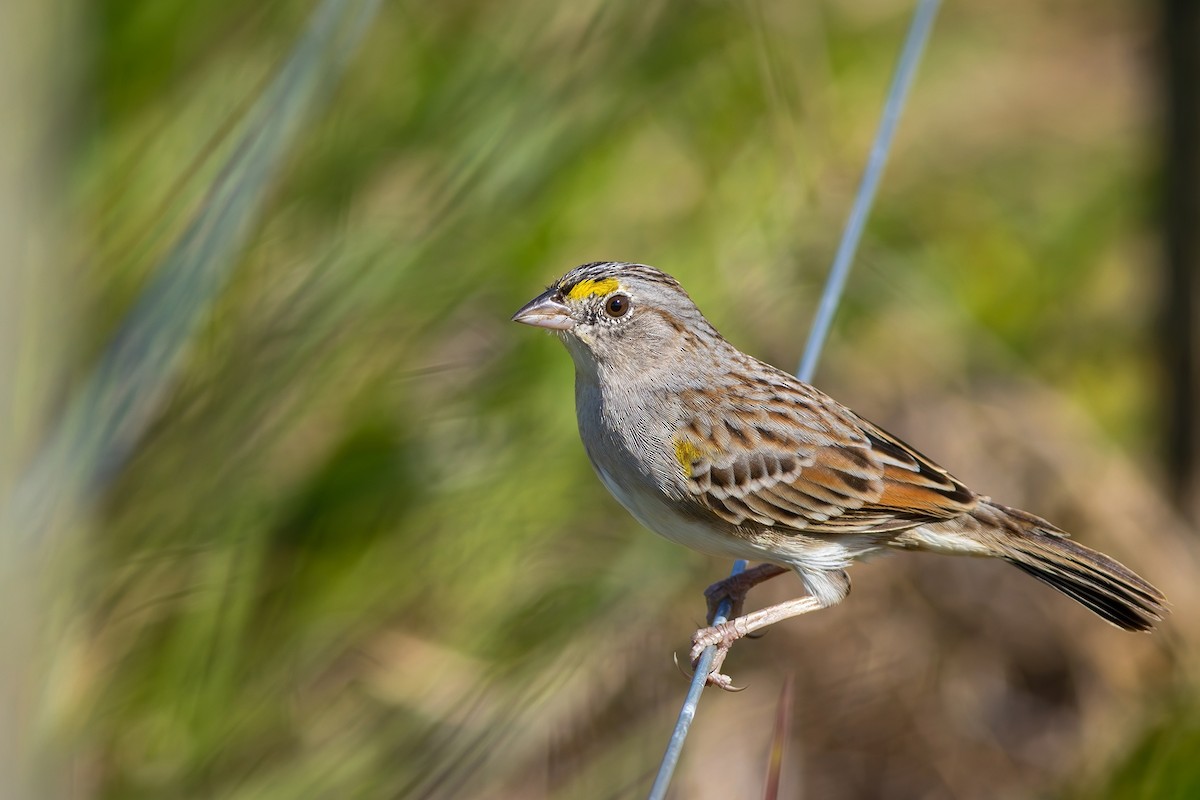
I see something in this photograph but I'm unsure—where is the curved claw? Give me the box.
[708,674,747,692]
[701,652,745,691]
[672,651,695,682]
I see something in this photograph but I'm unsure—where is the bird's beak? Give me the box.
[512,290,574,331]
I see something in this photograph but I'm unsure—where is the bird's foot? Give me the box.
[703,564,787,624]
[690,620,748,691]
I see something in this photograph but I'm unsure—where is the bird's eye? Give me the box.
[604,294,630,318]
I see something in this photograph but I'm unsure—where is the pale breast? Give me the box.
[575,378,801,563]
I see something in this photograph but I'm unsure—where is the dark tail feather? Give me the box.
[994,507,1167,631]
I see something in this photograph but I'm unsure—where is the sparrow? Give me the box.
[513,261,1167,687]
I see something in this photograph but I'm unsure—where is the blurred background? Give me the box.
[2,0,1198,797]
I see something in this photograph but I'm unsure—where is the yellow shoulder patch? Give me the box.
[565,278,619,301]
[673,438,703,478]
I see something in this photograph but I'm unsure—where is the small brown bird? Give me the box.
[513,262,1168,687]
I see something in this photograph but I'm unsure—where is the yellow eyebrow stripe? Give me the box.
[565,278,620,301]
[673,438,703,478]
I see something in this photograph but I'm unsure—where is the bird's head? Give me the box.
[512,262,720,374]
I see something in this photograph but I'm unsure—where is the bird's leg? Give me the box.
[691,595,824,689]
[703,563,789,624]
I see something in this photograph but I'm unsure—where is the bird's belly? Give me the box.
[592,462,786,564]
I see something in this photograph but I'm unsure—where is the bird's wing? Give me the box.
[673,375,977,534]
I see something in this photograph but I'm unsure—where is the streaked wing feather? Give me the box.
[676,370,977,533]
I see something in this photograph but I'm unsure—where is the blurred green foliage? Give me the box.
[48,0,1192,797]
[1076,699,1200,800]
